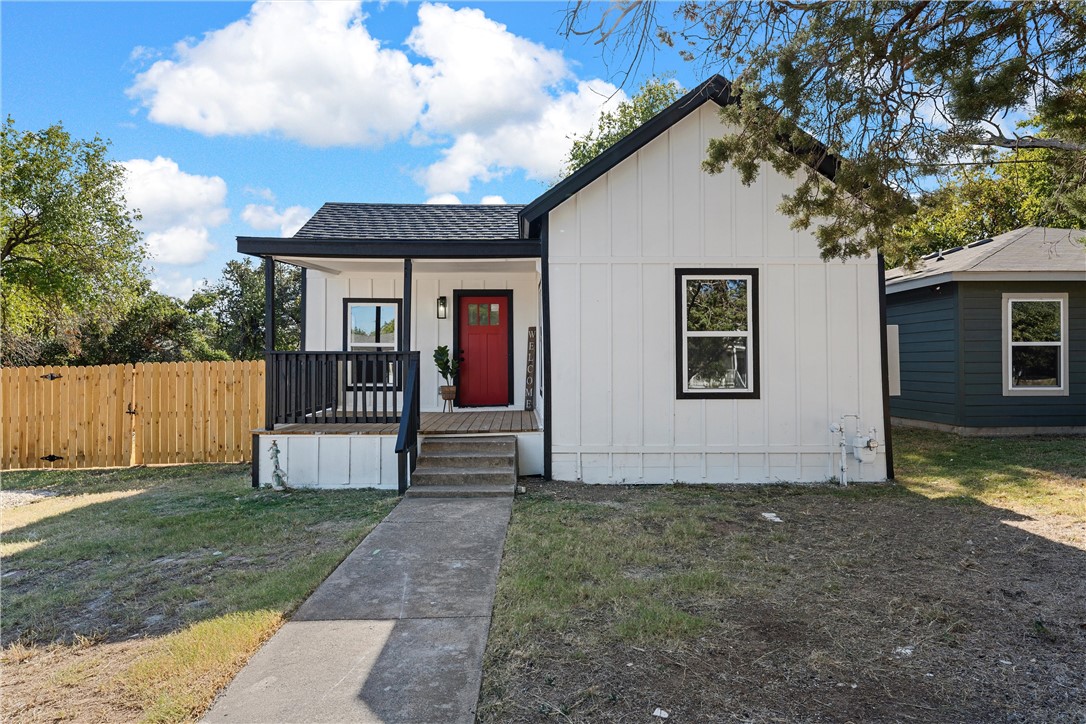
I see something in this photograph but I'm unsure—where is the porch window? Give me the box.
[1003,293,1068,396]
[676,269,760,399]
[344,299,401,387]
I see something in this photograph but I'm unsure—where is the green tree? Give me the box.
[1,117,146,339]
[562,75,683,176]
[74,287,227,364]
[889,146,1086,266]
[564,2,1086,259]
[190,259,301,359]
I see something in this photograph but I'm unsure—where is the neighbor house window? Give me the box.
[1002,293,1068,396]
[676,268,759,399]
[344,299,401,387]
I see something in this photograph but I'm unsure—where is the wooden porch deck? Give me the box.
[268,410,540,435]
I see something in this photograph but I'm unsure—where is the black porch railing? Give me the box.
[395,352,421,494]
[265,351,418,429]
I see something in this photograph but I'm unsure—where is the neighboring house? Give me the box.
[240,76,892,489]
[885,227,1086,434]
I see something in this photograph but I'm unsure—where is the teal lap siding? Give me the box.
[888,280,1086,429]
[958,282,1085,428]
[887,284,959,425]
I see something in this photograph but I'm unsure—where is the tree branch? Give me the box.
[977,134,1086,152]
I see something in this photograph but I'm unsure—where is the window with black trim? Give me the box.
[344,298,401,388]
[1002,293,1068,396]
[676,269,759,399]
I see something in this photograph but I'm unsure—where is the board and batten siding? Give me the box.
[958,281,1085,428]
[303,267,541,414]
[546,103,888,484]
[886,284,960,425]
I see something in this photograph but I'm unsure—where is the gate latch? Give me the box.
[126,403,138,416]
[41,372,63,381]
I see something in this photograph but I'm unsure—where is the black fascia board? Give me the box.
[518,74,841,234]
[237,236,541,259]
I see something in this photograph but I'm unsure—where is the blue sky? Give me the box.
[3,1,701,298]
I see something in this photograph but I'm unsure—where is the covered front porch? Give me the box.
[242,203,545,491]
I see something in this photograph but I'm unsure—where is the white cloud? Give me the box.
[128,1,422,146]
[121,156,228,266]
[419,80,623,194]
[425,193,462,204]
[128,2,630,196]
[242,203,312,236]
[151,271,205,300]
[243,185,277,201]
[409,4,568,135]
[480,195,506,205]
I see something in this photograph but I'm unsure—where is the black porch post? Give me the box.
[264,256,276,431]
[402,258,413,351]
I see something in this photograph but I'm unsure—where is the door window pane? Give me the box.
[468,304,478,325]
[478,303,489,326]
[490,303,500,325]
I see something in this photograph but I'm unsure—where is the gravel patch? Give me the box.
[0,490,59,510]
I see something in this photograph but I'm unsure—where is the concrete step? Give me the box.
[410,467,517,486]
[415,452,515,470]
[405,483,515,498]
[422,436,517,455]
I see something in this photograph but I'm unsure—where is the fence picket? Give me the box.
[2,360,266,470]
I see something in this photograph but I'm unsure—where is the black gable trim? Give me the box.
[237,236,541,259]
[519,74,840,234]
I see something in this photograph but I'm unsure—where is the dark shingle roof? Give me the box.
[886,227,1086,287]
[294,203,524,240]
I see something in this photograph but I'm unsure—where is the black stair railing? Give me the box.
[395,352,421,495]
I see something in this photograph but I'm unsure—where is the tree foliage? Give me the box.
[190,259,301,360]
[563,75,684,176]
[1,117,145,335]
[889,146,1086,266]
[75,287,228,364]
[564,1,1086,259]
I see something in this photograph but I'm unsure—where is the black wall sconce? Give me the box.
[436,296,448,319]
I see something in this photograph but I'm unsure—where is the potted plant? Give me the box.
[433,345,461,405]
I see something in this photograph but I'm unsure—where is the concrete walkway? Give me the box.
[203,496,513,724]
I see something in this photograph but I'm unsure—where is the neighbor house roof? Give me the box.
[885,227,1086,293]
[295,203,524,240]
[238,203,539,259]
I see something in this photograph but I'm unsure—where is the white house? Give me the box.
[241,77,893,490]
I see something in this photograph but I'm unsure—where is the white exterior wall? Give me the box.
[303,267,541,413]
[547,104,888,483]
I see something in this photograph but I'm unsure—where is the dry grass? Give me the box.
[1,464,396,722]
[480,429,1086,722]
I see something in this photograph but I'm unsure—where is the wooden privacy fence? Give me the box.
[1,361,265,470]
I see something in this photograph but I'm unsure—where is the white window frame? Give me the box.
[1002,293,1069,397]
[676,269,760,399]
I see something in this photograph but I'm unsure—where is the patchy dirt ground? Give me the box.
[479,480,1086,723]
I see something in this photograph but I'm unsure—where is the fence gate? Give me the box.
[1,361,264,470]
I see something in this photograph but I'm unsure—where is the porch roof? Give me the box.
[239,202,539,260]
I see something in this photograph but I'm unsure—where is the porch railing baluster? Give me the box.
[265,351,412,427]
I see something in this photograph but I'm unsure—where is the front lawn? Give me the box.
[1,465,396,722]
[480,429,1086,722]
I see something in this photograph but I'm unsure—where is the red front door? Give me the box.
[457,294,511,406]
